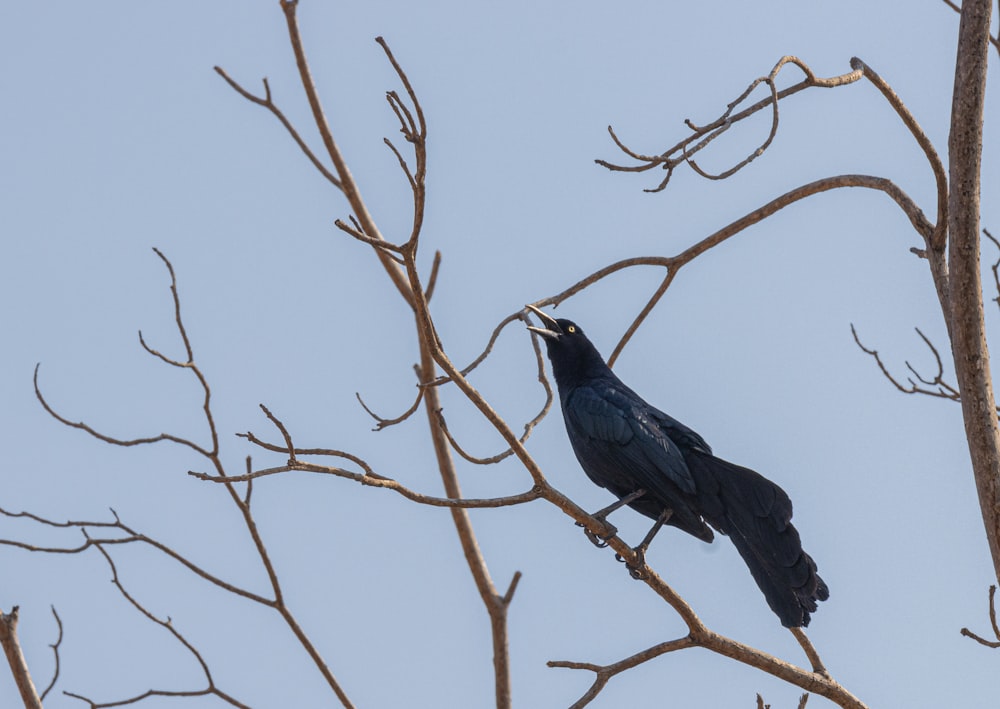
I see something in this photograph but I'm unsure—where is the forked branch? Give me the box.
[961,585,1000,648]
[251,6,517,705]
[527,173,931,369]
[62,541,249,709]
[549,637,695,709]
[599,57,864,191]
[21,246,358,707]
[942,0,1000,57]
[849,324,983,408]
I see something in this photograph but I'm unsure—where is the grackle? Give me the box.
[526,305,828,628]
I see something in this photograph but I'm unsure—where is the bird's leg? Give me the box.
[577,489,646,548]
[618,508,673,580]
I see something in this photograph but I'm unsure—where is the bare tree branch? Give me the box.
[24,244,358,707]
[377,35,427,249]
[228,409,543,507]
[983,228,1000,308]
[946,0,1000,584]
[277,0,415,309]
[192,459,543,509]
[62,540,249,709]
[756,694,811,709]
[14,7,900,708]
[0,507,272,606]
[433,324,554,467]
[550,637,694,708]
[33,363,213,459]
[424,250,442,302]
[356,386,425,431]
[540,173,931,368]
[40,606,62,702]
[550,623,849,709]
[684,64,780,181]
[425,311,539,387]
[943,0,1000,57]
[213,67,343,189]
[790,627,829,678]
[961,584,1000,647]
[264,9,522,703]
[0,607,43,709]
[847,58,948,251]
[333,217,406,259]
[599,57,864,191]
[850,324,977,406]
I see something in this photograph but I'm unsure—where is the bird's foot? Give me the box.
[577,520,617,548]
[577,491,645,548]
[615,547,649,580]
[615,507,670,579]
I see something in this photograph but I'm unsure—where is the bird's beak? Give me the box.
[525,304,562,339]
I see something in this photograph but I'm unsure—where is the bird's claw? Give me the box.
[577,520,617,548]
[627,563,649,580]
[615,547,649,580]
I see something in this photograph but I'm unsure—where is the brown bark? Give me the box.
[0,608,42,709]
[947,0,1000,582]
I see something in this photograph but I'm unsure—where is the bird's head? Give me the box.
[525,304,608,386]
[525,304,582,342]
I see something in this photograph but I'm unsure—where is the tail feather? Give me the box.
[686,450,828,628]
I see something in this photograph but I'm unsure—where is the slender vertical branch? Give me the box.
[274,5,515,704]
[0,608,43,709]
[278,0,414,309]
[418,333,514,707]
[40,606,62,702]
[947,0,1000,583]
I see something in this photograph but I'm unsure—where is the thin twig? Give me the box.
[25,244,355,705]
[376,35,428,250]
[961,584,1000,647]
[424,250,442,302]
[33,364,212,458]
[530,174,932,368]
[61,540,250,708]
[356,387,425,430]
[278,0,413,311]
[599,57,864,191]
[355,365,426,431]
[214,67,342,189]
[40,606,62,702]
[685,68,780,181]
[549,637,695,708]
[850,324,990,410]
[191,456,542,509]
[848,58,948,251]
[501,571,522,606]
[435,386,553,465]
[333,218,406,261]
[259,403,296,461]
[790,627,829,678]
[0,506,272,606]
[942,0,1000,57]
[982,228,1000,308]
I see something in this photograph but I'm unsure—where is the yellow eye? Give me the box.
[567,325,576,334]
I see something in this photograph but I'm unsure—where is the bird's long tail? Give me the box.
[685,450,828,628]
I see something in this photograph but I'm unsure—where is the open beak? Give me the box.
[525,304,563,340]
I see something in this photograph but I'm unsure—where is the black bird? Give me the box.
[526,305,828,628]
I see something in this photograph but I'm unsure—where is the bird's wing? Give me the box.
[647,407,713,455]
[564,384,698,495]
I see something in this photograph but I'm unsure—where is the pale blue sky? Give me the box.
[2,2,997,707]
